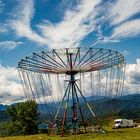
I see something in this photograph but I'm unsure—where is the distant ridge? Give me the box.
[0,104,7,110]
[37,93,140,119]
[0,94,140,120]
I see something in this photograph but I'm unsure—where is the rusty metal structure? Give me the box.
[18,48,125,135]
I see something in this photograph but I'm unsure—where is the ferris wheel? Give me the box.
[18,47,125,135]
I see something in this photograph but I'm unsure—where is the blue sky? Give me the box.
[0,0,140,104]
[0,0,140,65]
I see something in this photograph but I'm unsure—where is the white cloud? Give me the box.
[1,0,140,104]
[0,0,4,13]
[0,65,25,104]
[107,0,140,26]
[97,18,140,44]
[121,50,130,56]
[93,0,140,45]
[9,0,46,45]
[6,0,140,48]
[126,59,140,84]
[1,58,140,105]
[124,59,140,94]
[0,25,6,33]
[8,0,101,48]
[111,19,140,39]
[0,1,6,33]
[0,41,23,50]
[38,0,101,49]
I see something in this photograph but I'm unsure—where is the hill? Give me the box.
[37,94,140,120]
[0,94,140,121]
[0,110,10,122]
[0,104,7,110]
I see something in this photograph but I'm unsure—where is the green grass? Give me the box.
[0,127,140,140]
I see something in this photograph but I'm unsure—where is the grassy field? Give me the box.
[0,127,140,140]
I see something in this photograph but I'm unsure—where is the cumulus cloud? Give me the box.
[126,59,140,84]
[124,59,140,94]
[0,41,23,50]
[1,58,140,104]
[0,65,25,104]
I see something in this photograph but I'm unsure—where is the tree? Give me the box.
[7,100,38,135]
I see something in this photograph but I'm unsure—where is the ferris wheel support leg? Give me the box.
[61,82,71,136]
[73,84,87,133]
[75,83,96,118]
[54,82,70,122]
[75,83,106,133]
[71,81,78,134]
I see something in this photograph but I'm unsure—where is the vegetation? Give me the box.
[118,108,140,119]
[0,100,38,136]
[0,111,9,122]
[0,127,140,140]
[0,94,140,138]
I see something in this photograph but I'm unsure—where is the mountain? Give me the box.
[0,94,140,122]
[85,94,140,119]
[37,94,140,119]
[0,104,8,110]
[0,110,10,122]
[117,94,140,119]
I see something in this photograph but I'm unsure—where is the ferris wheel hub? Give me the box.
[66,70,78,75]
